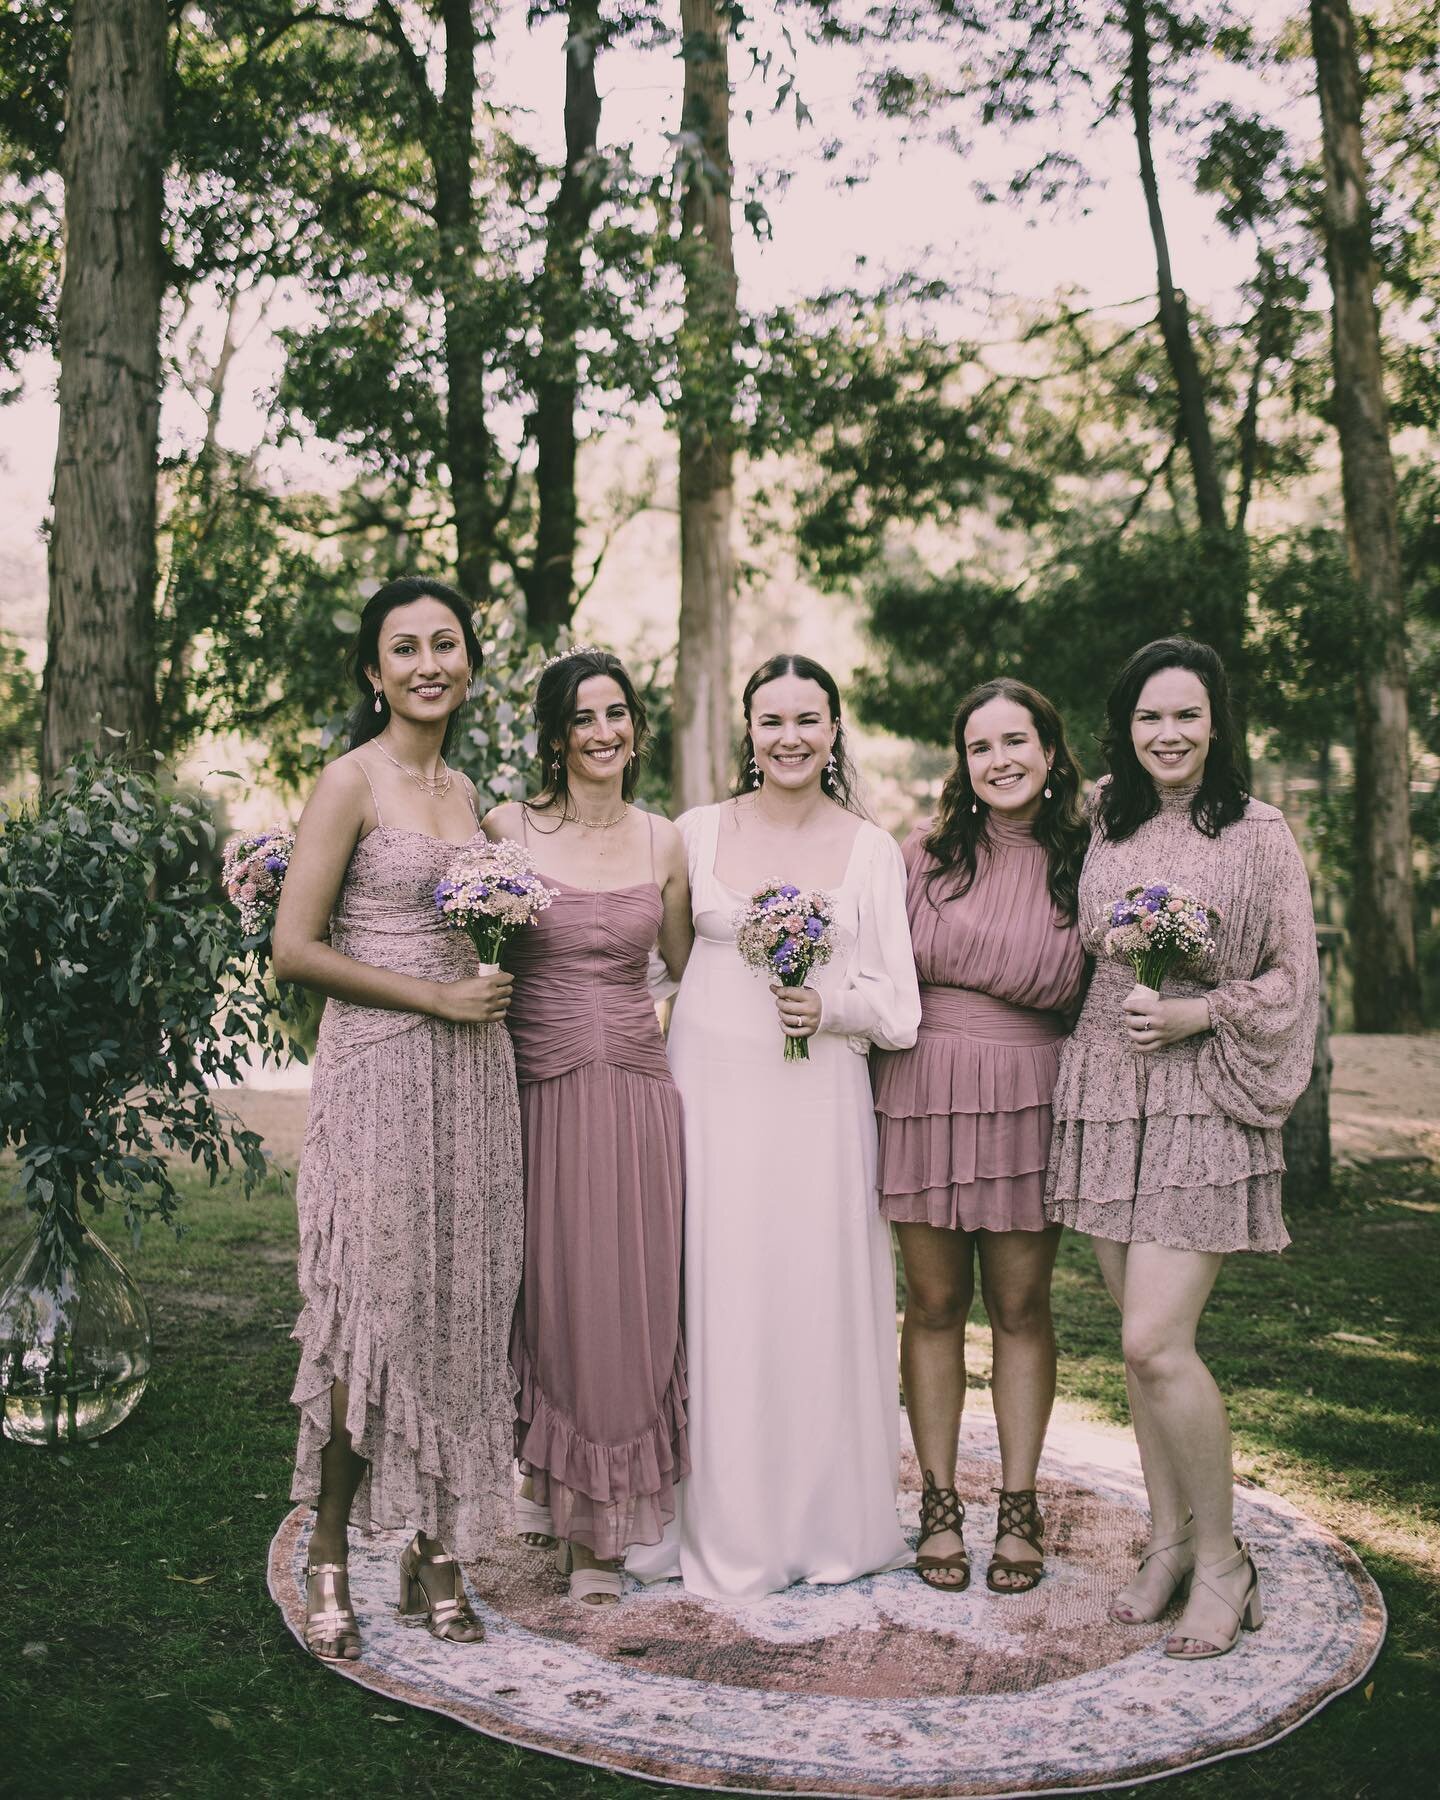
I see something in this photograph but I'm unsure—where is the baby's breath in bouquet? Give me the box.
[434,838,558,966]
[1103,881,1220,994]
[733,880,837,1061]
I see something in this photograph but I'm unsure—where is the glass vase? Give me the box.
[0,1210,153,1446]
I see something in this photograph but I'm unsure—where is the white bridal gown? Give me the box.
[631,803,922,1602]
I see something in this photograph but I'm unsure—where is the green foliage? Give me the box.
[0,631,41,787]
[0,750,290,1234]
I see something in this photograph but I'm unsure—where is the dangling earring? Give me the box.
[551,754,563,778]
[373,688,384,714]
[1043,780,1053,800]
[824,751,838,786]
[749,756,762,786]
[464,680,473,702]
[970,798,978,815]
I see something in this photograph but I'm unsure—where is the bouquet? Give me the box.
[733,880,837,1062]
[434,838,558,965]
[1102,881,1220,994]
[221,828,295,942]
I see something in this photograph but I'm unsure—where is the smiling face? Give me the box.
[562,673,634,787]
[366,596,472,725]
[1130,665,1213,788]
[963,694,1052,822]
[748,674,838,793]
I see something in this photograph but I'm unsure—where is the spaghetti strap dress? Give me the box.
[289,765,524,1557]
[504,810,689,1559]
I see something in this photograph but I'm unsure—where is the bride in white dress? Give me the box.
[633,654,921,1602]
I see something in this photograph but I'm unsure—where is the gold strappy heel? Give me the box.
[304,1562,361,1661]
[397,1533,485,1643]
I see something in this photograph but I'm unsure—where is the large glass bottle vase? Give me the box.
[0,1211,153,1445]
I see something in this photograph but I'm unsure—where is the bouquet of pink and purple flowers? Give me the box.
[221,828,295,943]
[1102,880,1220,994]
[434,838,558,966]
[733,880,837,1061]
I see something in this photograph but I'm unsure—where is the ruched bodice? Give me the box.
[903,818,1083,1015]
[504,881,670,1084]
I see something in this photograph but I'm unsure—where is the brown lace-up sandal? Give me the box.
[397,1533,485,1643]
[986,1488,1045,1594]
[915,1469,970,1591]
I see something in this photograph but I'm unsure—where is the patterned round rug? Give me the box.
[267,1407,1384,1796]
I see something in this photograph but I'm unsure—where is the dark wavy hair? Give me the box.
[346,575,483,754]
[530,647,649,808]
[1096,637,1249,841]
[731,653,863,814]
[923,678,1087,921]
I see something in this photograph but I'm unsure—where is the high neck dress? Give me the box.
[503,812,688,1560]
[874,814,1085,1232]
[1044,781,1319,1252]
[289,792,524,1558]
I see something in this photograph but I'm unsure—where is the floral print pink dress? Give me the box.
[1045,782,1319,1253]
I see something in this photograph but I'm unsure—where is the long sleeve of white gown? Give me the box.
[818,827,922,1053]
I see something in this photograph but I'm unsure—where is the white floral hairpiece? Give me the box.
[540,643,610,673]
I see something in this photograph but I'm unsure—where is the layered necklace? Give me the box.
[372,736,453,798]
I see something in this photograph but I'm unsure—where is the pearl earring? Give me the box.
[1043,781,1053,800]
[373,688,383,714]
[970,800,978,815]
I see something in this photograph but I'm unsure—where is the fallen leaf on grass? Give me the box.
[1328,1331,1381,1346]
[1364,1682,1374,1702]
[21,1642,47,1660]
[167,1573,217,1585]
[370,1714,404,1724]
[207,1712,234,1731]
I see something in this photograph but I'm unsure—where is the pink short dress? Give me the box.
[874,816,1083,1233]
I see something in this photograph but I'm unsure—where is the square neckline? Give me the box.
[705,801,869,897]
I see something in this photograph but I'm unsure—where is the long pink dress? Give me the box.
[1044,783,1320,1252]
[874,815,1084,1232]
[290,808,524,1559]
[504,818,688,1560]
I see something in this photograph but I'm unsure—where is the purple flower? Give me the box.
[777,884,800,899]
[264,855,287,873]
[804,916,825,939]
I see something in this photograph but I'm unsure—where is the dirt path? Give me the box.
[217,1033,1438,1175]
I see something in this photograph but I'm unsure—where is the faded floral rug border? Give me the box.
[267,1409,1384,1797]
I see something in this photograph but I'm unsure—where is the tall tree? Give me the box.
[672,0,739,811]
[1311,0,1421,1030]
[42,0,166,779]
[527,0,606,642]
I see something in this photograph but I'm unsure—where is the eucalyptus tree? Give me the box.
[42,0,167,780]
[1310,0,1420,1029]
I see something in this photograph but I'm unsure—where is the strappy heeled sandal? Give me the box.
[914,1469,970,1591]
[987,1488,1046,1594]
[515,1491,556,1549]
[555,1540,623,1606]
[397,1533,485,1643]
[304,1561,361,1661]
[1166,1539,1263,1660]
[1110,1516,1195,1624]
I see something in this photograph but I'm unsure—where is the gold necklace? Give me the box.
[569,804,629,831]
[372,737,453,797]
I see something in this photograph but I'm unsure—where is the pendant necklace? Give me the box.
[372,737,453,797]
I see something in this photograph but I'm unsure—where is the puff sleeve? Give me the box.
[818,827,922,1053]
[1197,818,1320,1130]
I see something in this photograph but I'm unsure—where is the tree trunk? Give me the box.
[1311,0,1421,1031]
[528,0,604,644]
[434,0,492,606]
[43,0,166,780]
[672,0,738,812]
[1123,1,1248,735]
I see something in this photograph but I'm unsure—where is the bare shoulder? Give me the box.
[646,810,688,876]
[482,798,526,840]
[306,750,371,815]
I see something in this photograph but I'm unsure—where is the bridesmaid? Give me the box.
[273,575,524,1660]
[485,648,691,1607]
[874,679,1087,1595]
[1045,637,1319,1659]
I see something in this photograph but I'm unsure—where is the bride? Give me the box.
[634,653,921,1601]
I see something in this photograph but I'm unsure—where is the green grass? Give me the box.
[1,1161,1437,1799]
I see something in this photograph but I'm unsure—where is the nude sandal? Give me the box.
[1166,1540,1263,1659]
[555,1540,624,1606]
[514,1491,557,1548]
[1110,1516,1194,1624]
